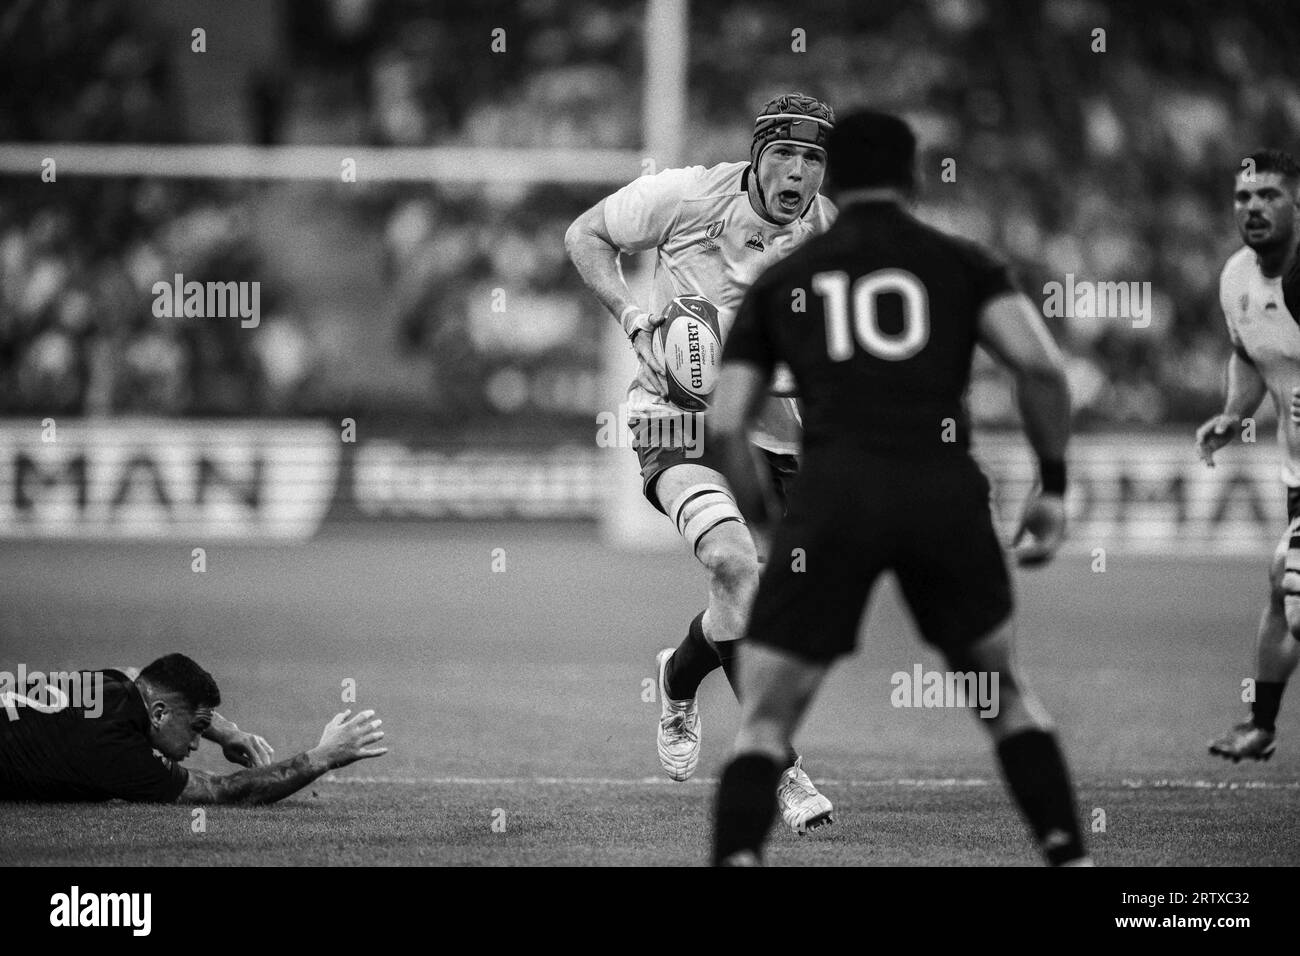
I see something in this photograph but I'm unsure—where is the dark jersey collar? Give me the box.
[101,669,149,729]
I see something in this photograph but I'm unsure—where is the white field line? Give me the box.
[326,775,1300,790]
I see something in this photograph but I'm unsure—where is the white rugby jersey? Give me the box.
[1220,245,1300,486]
[603,161,836,455]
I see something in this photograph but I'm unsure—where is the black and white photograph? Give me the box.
[0,0,1297,915]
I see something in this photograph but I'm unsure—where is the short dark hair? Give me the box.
[826,110,917,193]
[139,654,220,711]
[1244,149,1300,186]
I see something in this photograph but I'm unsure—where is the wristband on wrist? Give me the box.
[1040,459,1067,496]
[620,304,650,338]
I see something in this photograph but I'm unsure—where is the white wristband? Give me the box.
[620,305,651,338]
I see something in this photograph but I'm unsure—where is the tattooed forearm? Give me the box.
[202,711,238,744]
[181,751,328,805]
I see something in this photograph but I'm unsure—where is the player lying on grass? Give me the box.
[0,653,386,804]
[566,93,836,832]
[1199,149,1300,763]
[708,110,1090,866]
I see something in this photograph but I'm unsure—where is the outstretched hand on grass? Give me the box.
[313,709,387,769]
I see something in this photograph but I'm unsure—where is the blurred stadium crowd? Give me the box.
[3,0,1299,428]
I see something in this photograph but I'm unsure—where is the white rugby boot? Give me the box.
[777,756,834,834]
[656,647,701,781]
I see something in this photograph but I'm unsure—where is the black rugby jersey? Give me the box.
[726,201,1014,458]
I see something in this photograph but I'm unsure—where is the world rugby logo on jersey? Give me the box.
[692,219,725,251]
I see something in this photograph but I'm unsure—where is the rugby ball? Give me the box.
[654,294,723,412]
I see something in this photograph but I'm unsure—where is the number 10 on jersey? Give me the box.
[812,269,930,361]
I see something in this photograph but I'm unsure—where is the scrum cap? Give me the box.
[750,92,835,170]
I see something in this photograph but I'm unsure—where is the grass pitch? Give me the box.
[2,526,1297,866]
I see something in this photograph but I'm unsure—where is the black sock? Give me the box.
[713,752,781,865]
[996,729,1086,866]
[663,611,718,700]
[1252,681,1286,733]
[714,637,742,697]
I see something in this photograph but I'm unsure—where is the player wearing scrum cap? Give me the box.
[710,110,1087,866]
[566,93,836,832]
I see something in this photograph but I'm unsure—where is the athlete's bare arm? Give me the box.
[977,292,1071,465]
[565,199,667,396]
[565,200,639,321]
[976,291,1072,565]
[202,711,275,767]
[178,709,385,805]
[1196,350,1267,465]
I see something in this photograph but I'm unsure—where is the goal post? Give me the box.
[600,0,690,552]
